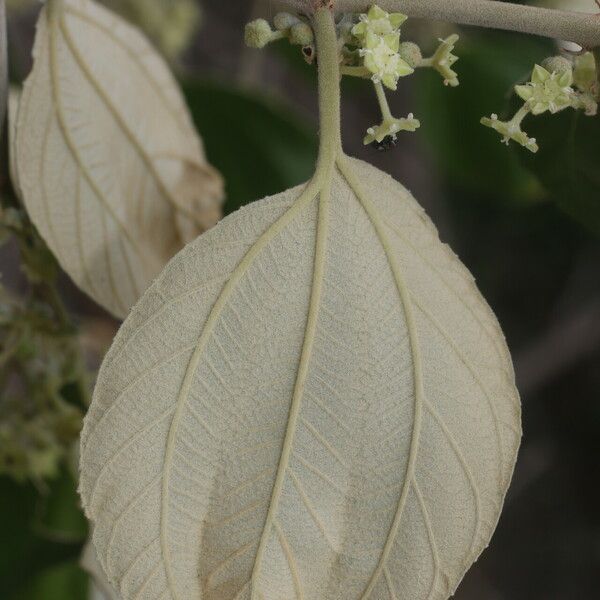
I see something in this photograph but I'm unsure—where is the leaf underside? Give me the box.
[14,0,223,318]
[80,157,520,600]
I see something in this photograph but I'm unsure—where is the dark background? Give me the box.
[2,0,599,598]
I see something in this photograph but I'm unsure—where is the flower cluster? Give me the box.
[514,64,574,115]
[244,6,461,152]
[364,114,421,147]
[9,0,202,58]
[426,35,461,87]
[482,54,599,152]
[352,6,413,90]
[352,5,408,38]
[0,207,87,484]
[480,113,539,153]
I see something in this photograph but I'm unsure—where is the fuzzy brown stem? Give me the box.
[284,0,600,48]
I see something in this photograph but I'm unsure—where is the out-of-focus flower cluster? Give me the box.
[7,0,201,59]
[245,12,314,51]
[0,207,87,484]
[103,0,201,59]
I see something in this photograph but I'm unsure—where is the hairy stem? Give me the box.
[373,81,393,121]
[511,104,531,128]
[313,5,343,174]
[286,0,600,48]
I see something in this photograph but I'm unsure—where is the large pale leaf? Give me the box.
[14,0,223,318]
[80,156,520,599]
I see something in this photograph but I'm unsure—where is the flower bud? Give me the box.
[515,64,573,115]
[541,55,573,77]
[398,42,423,69]
[245,19,275,49]
[289,22,314,46]
[273,12,300,31]
[430,34,460,87]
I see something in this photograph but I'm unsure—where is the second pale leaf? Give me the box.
[14,0,223,318]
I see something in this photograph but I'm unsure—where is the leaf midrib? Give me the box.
[58,9,202,225]
[47,7,133,314]
[160,179,322,600]
[336,156,424,599]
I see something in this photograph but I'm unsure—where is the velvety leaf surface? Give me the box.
[80,157,520,600]
[81,538,119,600]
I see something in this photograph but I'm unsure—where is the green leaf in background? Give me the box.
[414,30,552,203]
[0,471,87,598]
[518,109,600,235]
[183,80,318,216]
[34,467,88,541]
[273,42,317,84]
[9,561,88,600]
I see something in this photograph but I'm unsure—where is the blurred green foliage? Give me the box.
[415,29,600,235]
[1,470,87,599]
[12,562,88,600]
[183,79,318,216]
[519,102,600,235]
[0,207,87,483]
[0,194,89,596]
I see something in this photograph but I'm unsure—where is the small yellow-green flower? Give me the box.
[352,5,408,40]
[480,113,539,153]
[515,65,574,115]
[364,113,420,145]
[360,32,413,90]
[428,34,460,87]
